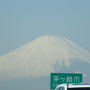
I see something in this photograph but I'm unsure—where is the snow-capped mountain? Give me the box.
[0,35,90,80]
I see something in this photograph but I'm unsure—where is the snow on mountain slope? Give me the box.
[0,35,90,80]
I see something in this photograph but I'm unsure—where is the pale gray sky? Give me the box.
[0,0,90,55]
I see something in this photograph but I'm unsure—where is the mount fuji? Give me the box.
[0,35,90,80]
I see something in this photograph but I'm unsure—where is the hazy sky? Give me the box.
[0,0,90,55]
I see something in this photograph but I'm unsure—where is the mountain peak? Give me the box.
[0,35,90,80]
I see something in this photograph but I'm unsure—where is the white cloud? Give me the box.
[0,35,90,80]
